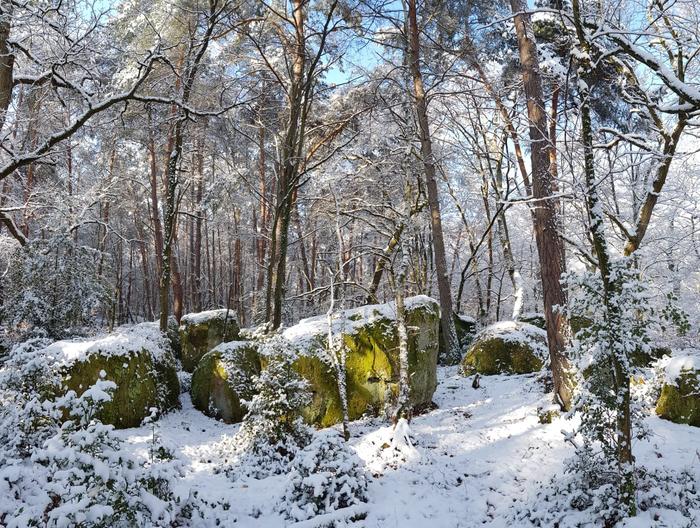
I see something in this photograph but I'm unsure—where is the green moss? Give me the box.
[570,315,593,335]
[63,349,180,429]
[656,370,700,427]
[190,342,260,423]
[519,313,546,330]
[179,313,240,372]
[293,301,440,427]
[460,324,545,376]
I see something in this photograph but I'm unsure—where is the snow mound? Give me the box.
[659,349,700,385]
[180,308,236,326]
[283,295,438,354]
[38,322,170,366]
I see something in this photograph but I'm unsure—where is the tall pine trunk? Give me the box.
[510,0,573,409]
[406,0,459,364]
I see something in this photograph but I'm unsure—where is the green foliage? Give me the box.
[220,335,312,479]
[1,237,110,340]
[660,292,691,336]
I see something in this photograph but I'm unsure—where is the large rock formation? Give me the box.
[188,297,441,427]
[179,309,240,372]
[284,295,441,427]
[190,341,261,423]
[460,321,547,376]
[656,352,699,427]
[43,323,180,428]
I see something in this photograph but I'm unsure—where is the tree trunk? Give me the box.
[406,0,460,364]
[572,0,635,514]
[510,0,573,409]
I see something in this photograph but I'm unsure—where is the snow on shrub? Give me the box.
[0,343,205,527]
[280,429,368,523]
[1,237,110,340]
[218,334,312,479]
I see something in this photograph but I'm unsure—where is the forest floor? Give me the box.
[117,367,699,527]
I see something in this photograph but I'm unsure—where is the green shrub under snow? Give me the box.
[280,429,368,522]
[0,339,206,527]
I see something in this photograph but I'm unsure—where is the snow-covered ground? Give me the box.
[118,367,700,527]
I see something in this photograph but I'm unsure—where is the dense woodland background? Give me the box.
[2,0,696,339]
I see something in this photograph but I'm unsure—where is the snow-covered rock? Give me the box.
[38,322,180,428]
[284,295,441,427]
[190,340,260,423]
[179,309,240,372]
[656,349,700,426]
[460,321,547,376]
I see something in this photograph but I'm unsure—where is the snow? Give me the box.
[36,322,170,366]
[283,295,438,354]
[660,349,700,385]
[180,309,236,326]
[473,321,549,359]
[110,366,700,526]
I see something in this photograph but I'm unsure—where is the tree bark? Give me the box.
[406,0,460,364]
[510,0,573,409]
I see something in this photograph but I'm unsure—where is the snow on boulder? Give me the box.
[190,340,261,423]
[179,309,240,372]
[656,350,700,427]
[41,322,180,428]
[283,295,440,427]
[460,321,547,376]
[519,312,546,330]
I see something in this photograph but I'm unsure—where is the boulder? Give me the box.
[190,341,261,423]
[45,323,180,428]
[460,321,547,376]
[455,314,477,346]
[656,353,700,427]
[519,312,546,330]
[179,309,240,372]
[284,295,441,427]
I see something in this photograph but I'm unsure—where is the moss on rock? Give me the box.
[439,313,478,354]
[519,313,546,330]
[460,321,546,376]
[190,341,261,423]
[284,296,441,427]
[179,309,240,372]
[656,369,700,427]
[63,348,180,429]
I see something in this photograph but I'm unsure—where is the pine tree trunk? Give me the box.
[406,0,460,364]
[510,0,573,409]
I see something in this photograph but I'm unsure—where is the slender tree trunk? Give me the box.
[510,0,573,409]
[159,5,217,331]
[406,0,459,364]
[572,0,635,513]
[0,2,14,133]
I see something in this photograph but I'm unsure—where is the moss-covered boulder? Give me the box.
[179,309,240,372]
[283,295,440,427]
[656,354,700,427]
[519,313,546,330]
[460,321,547,376]
[45,323,180,428]
[190,341,261,423]
[439,313,478,354]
